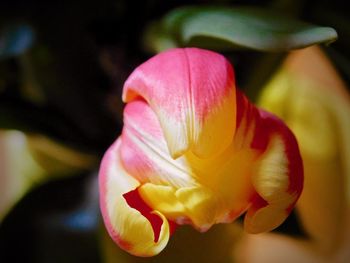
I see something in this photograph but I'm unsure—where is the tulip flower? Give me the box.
[235,46,350,262]
[99,48,303,257]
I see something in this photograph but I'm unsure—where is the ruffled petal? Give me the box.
[139,183,219,231]
[119,97,302,233]
[244,111,303,233]
[175,186,219,231]
[138,183,187,219]
[99,139,170,257]
[120,100,223,230]
[119,99,256,230]
[123,48,236,158]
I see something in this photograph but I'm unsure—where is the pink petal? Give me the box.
[123,48,236,158]
[244,110,303,233]
[120,99,196,187]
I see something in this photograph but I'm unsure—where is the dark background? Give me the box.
[0,0,349,262]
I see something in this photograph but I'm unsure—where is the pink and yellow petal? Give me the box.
[245,111,303,233]
[99,139,170,257]
[119,99,253,231]
[120,99,196,187]
[123,48,236,158]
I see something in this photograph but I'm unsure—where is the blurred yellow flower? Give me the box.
[0,130,45,220]
[0,131,97,222]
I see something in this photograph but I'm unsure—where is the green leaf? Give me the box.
[147,6,338,52]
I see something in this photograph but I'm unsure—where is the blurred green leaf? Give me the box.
[0,25,34,59]
[143,21,178,54]
[146,6,338,53]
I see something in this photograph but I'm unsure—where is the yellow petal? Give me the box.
[175,186,219,231]
[138,183,186,219]
[245,135,299,233]
[99,139,170,256]
[138,183,219,231]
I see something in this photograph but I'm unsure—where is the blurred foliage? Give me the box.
[0,0,349,262]
[144,6,337,53]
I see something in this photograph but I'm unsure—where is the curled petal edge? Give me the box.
[99,139,170,257]
[244,111,303,233]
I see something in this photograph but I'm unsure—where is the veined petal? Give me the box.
[120,100,227,230]
[119,97,302,234]
[119,99,256,230]
[99,139,170,257]
[120,99,197,188]
[244,111,303,233]
[123,48,236,158]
